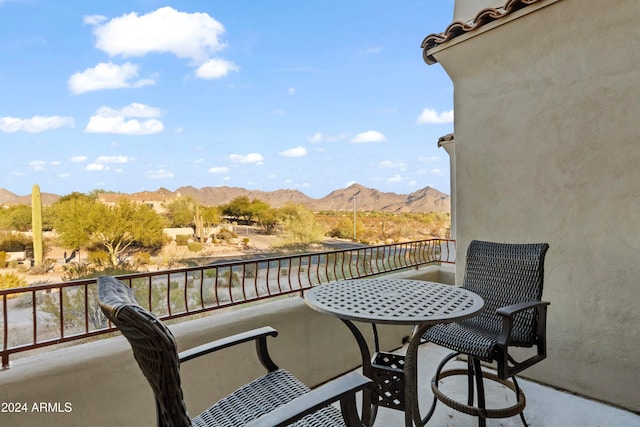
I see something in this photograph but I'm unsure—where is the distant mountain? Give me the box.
[0,189,61,206]
[0,184,450,213]
[0,188,17,205]
[174,186,315,208]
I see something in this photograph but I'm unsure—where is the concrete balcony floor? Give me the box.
[353,342,640,427]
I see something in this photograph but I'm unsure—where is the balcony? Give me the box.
[1,241,639,426]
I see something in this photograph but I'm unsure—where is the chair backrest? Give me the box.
[97,276,192,427]
[461,240,549,346]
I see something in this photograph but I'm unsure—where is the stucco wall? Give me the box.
[0,297,408,426]
[432,0,640,411]
[453,0,505,22]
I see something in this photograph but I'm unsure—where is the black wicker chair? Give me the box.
[422,240,550,427]
[97,276,371,427]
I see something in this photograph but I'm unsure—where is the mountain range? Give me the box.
[0,184,450,213]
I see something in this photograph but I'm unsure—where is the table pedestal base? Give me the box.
[371,352,406,411]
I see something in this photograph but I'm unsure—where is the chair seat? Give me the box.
[192,369,346,427]
[424,322,499,362]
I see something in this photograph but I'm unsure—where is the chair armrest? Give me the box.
[496,300,549,345]
[245,372,373,427]
[496,300,550,318]
[178,326,278,366]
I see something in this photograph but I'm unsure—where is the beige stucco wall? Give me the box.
[430,0,640,412]
[453,0,505,22]
[0,297,408,427]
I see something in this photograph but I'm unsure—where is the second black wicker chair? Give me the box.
[422,240,550,427]
[97,275,372,427]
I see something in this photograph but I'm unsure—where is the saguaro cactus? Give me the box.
[194,204,204,242]
[31,184,43,267]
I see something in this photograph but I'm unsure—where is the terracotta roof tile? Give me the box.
[422,0,544,65]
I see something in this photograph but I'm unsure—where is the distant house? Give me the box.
[423,0,639,413]
[97,191,173,214]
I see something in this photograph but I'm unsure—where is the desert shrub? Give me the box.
[61,262,139,281]
[61,263,94,281]
[220,270,240,287]
[87,250,110,267]
[244,265,256,278]
[217,231,235,242]
[175,235,190,246]
[0,251,7,267]
[132,252,151,266]
[28,258,55,275]
[242,237,250,245]
[8,259,18,269]
[0,272,29,294]
[0,233,31,252]
[187,242,203,252]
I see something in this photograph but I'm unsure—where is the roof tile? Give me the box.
[422,0,544,65]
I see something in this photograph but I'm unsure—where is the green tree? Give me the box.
[164,196,221,240]
[221,196,253,222]
[276,203,326,248]
[164,196,199,227]
[330,217,365,240]
[54,196,167,266]
[0,205,32,231]
[51,194,98,251]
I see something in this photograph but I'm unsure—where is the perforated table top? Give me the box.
[304,278,484,325]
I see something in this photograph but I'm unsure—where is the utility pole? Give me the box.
[352,195,357,240]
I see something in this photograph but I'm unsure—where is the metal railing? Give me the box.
[0,238,455,369]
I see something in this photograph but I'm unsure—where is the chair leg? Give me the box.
[467,358,475,406]
[424,351,460,424]
[512,376,528,427]
[471,358,487,427]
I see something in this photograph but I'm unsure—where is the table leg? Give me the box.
[341,319,376,427]
[404,324,433,427]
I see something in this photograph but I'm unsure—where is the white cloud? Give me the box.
[68,62,155,94]
[86,163,107,171]
[85,103,163,135]
[345,180,358,187]
[208,166,229,173]
[272,109,286,116]
[287,87,295,96]
[417,108,454,124]
[29,160,46,171]
[83,15,106,26]
[418,155,440,162]
[196,58,239,79]
[69,156,87,162]
[307,132,349,143]
[359,46,383,54]
[89,7,226,64]
[279,146,307,158]
[146,169,174,179]
[308,132,323,143]
[96,155,133,164]
[378,160,407,170]
[351,130,386,143]
[229,153,264,165]
[0,115,74,133]
[387,174,403,183]
[59,173,72,178]
[431,168,445,176]
[50,161,61,166]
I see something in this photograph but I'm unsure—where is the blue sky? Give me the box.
[0,0,455,199]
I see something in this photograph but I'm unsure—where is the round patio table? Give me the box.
[304,277,484,427]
